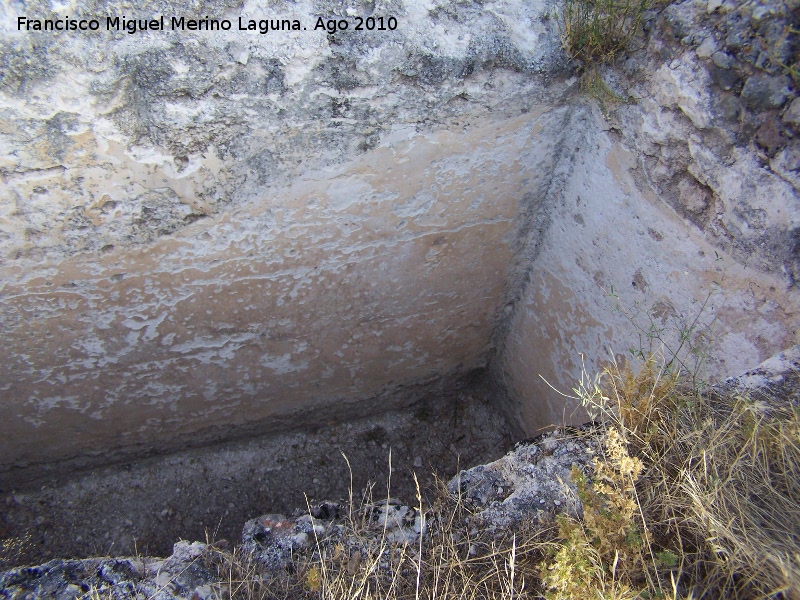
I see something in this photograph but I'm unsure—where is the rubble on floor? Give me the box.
[0,425,598,600]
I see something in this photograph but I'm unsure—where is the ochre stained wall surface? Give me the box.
[0,110,563,469]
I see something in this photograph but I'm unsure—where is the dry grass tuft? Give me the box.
[198,355,799,599]
[573,356,800,599]
[205,474,554,599]
[0,531,32,573]
[560,0,650,66]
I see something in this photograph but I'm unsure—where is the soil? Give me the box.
[0,385,515,568]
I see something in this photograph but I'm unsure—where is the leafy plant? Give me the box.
[542,427,649,600]
[567,356,800,599]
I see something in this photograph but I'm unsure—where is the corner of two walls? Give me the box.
[0,99,573,473]
[5,0,799,466]
[1,0,574,473]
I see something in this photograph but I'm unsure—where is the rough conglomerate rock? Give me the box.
[0,541,222,600]
[448,424,602,530]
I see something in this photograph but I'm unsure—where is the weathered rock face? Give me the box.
[0,540,223,599]
[0,0,798,472]
[448,423,601,529]
[494,0,800,430]
[0,0,565,470]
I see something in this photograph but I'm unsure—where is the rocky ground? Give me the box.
[0,424,600,600]
[0,376,515,568]
[1,345,797,599]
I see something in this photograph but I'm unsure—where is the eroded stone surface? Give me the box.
[494,0,800,431]
[719,344,800,406]
[448,424,601,530]
[0,541,223,600]
[0,0,567,470]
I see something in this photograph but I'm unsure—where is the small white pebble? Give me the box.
[554,500,562,506]
[291,532,309,546]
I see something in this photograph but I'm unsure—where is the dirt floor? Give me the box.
[0,387,516,568]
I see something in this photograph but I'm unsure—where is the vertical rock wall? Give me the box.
[494,0,800,431]
[1,111,568,468]
[0,0,569,470]
[1,0,798,467]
